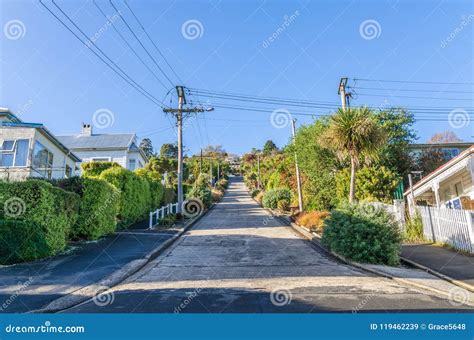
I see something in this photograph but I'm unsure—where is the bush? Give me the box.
[188,174,212,208]
[0,220,50,264]
[322,203,402,266]
[163,186,176,204]
[211,188,223,202]
[135,168,164,210]
[0,180,80,260]
[255,191,264,204]
[295,211,330,232]
[81,161,120,177]
[277,199,289,212]
[250,189,260,198]
[404,213,424,243]
[262,188,291,210]
[100,167,151,227]
[55,177,120,240]
[216,178,228,191]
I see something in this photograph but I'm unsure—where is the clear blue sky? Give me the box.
[1,0,473,155]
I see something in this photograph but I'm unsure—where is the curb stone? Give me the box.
[29,205,215,314]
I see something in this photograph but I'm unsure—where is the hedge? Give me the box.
[187,174,212,208]
[0,180,80,261]
[100,167,151,227]
[54,177,119,240]
[135,168,164,210]
[82,161,120,177]
[321,203,402,266]
[262,188,291,210]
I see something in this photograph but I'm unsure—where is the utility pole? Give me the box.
[291,118,303,212]
[210,160,213,186]
[217,161,220,182]
[163,86,213,215]
[257,153,261,190]
[338,77,350,111]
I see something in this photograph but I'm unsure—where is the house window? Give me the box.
[128,159,136,170]
[0,139,29,167]
[91,157,111,162]
[65,164,72,178]
[455,182,463,197]
[32,141,54,178]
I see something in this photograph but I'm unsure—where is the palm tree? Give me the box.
[321,107,385,203]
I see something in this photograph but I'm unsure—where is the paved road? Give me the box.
[68,178,471,313]
[0,226,181,313]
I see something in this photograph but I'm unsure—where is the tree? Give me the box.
[202,145,227,158]
[263,140,278,154]
[139,138,155,159]
[428,131,462,143]
[160,143,178,159]
[321,107,385,203]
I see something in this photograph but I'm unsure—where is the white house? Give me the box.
[57,123,148,172]
[405,145,474,210]
[0,108,80,181]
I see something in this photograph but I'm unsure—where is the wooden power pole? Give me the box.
[291,118,303,212]
[338,77,350,111]
[163,86,213,214]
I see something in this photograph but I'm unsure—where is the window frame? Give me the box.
[32,141,54,179]
[0,139,31,168]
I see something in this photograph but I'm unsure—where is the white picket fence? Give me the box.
[417,205,474,253]
[368,200,406,231]
[149,202,179,229]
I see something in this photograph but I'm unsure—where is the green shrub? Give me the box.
[277,199,290,212]
[82,161,120,177]
[0,219,50,264]
[55,177,120,240]
[0,180,79,258]
[322,203,402,266]
[100,167,151,227]
[404,212,424,243]
[262,188,291,210]
[135,168,164,210]
[216,178,228,191]
[188,174,212,208]
[163,186,176,204]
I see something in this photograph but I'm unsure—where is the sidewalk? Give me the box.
[0,224,182,313]
[401,243,474,288]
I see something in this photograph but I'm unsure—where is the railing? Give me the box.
[417,205,474,253]
[149,202,179,229]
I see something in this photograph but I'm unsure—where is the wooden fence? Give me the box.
[417,205,474,253]
[149,202,179,229]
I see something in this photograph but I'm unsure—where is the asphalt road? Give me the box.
[67,178,472,313]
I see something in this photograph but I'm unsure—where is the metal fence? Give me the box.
[417,205,474,253]
[149,203,179,229]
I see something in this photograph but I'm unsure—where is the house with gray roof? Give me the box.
[0,108,81,181]
[57,123,148,172]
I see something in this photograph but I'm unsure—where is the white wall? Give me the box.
[72,149,128,169]
[126,151,146,170]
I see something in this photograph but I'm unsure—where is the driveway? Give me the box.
[66,178,471,312]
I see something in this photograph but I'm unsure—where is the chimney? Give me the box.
[81,123,93,136]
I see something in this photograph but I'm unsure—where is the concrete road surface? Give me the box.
[66,178,472,313]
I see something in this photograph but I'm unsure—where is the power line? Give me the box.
[353,78,474,86]
[93,0,170,92]
[123,0,184,85]
[355,92,473,101]
[348,86,473,94]
[109,0,175,88]
[40,0,165,107]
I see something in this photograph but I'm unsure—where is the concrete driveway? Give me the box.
[67,178,472,313]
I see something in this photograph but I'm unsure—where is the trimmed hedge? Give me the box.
[321,203,402,266]
[0,219,49,264]
[0,180,80,261]
[135,168,164,210]
[100,167,151,227]
[54,177,119,240]
[82,161,120,177]
[262,188,291,210]
[187,174,212,208]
